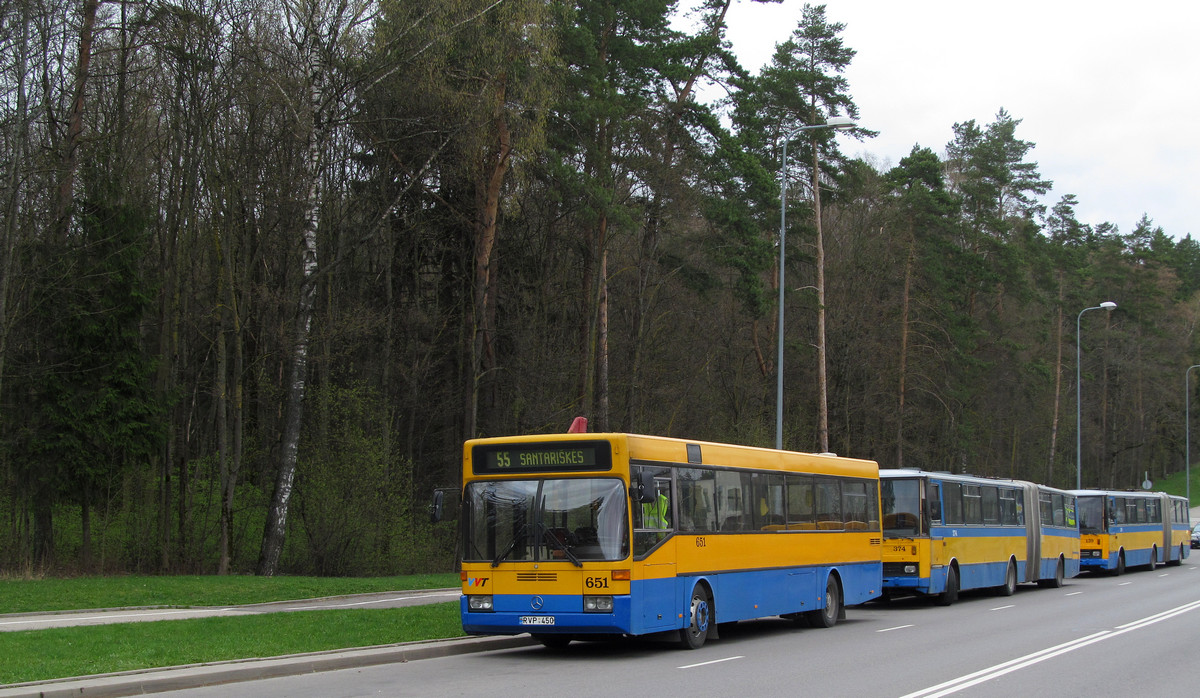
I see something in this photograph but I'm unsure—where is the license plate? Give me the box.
[519,615,555,626]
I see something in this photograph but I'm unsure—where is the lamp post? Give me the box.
[1075,301,1117,489]
[1186,365,1200,507]
[775,116,855,450]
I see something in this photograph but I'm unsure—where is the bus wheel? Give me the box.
[996,560,1017,596]
[935,567,958,606]
[1147,546,1157,571]
[679,585,711,649]
[1114,551,1125,576]
[1039,557,1065,588]
[1170,544,1184,566]
[533,634,572,650]
[805,575,841,629]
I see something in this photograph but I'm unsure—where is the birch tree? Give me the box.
[258,0,375,576]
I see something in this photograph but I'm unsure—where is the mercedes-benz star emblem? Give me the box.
[530,596,544,610]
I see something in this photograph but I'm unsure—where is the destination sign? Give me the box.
[473,441,612,474]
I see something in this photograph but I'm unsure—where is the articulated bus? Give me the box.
[1071,490,1190,574]
[455,432,883,649]
[880,470,1080,604]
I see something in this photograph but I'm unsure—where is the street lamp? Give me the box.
[1075,301,1117,489]
[775,116,855,450]
[1186,365,1200,507]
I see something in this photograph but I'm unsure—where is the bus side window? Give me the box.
[927,482,942,524]
[981,486,1000,524]
[678,467,715,533]
[942,482,963,525]
[1052,494,1066,527]
[999,489,1019,525]
[1108,498,1124,525]
[962,485,982,524]
[815,479,842,529]
[866,481,880,531]
[786,475,815,530]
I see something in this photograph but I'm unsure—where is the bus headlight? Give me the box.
[904,565,917,574]
[583,596,613,613]
[468,595,494,612]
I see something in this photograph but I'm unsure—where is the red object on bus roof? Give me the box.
[567,417,588,433]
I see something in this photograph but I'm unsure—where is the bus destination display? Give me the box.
[473,442,611,473]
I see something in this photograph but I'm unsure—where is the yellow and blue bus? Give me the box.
[454,432,883,649]
[880,470,1080,604]
[1072,489,1191,573]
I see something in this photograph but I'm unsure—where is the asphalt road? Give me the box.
[54,557,1200,698]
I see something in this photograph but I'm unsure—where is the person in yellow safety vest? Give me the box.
[642,490,670,529]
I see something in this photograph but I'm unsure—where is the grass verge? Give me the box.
[0,573,459,614]
[0,603,465,685]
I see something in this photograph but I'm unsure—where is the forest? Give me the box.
[1,0,1198,577]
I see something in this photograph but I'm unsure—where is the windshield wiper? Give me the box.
[537,521,582,567]
[492,523,527,567]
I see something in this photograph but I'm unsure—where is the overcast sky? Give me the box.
[707,0,1199,239]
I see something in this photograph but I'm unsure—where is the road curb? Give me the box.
[0,635,537,698]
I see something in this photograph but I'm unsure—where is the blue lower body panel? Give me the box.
[462,562,881,638]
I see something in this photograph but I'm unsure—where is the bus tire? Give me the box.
[934,566,958,606]
[996,559,1017,596]
[805,574,841,629]
[1038,557,1065,588]
[1147,546,1157,570]
[1113,551,1125,576]
[1170,544,1184,566]
[679,585,711,649]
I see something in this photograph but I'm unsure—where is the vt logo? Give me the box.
[467,578,489,587]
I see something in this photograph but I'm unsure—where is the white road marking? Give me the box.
[877,624,914,633]
[899,599,1200,698]
[678,656,743,669]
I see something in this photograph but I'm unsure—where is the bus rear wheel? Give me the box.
[1038,557,1065,588]
[804,575,841,628]
[1147,546,1158,570]
[679,585,711,649]
[996,560,1017,596]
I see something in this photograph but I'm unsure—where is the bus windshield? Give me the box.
[881,478,923,537]
[463,478,629,565]
[1076,495,1106,534]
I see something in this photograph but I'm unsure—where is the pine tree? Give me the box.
[735,3,867,451]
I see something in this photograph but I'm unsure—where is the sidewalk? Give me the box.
[0,589,462,632]
[0,589,530,697]
[0,635,536,698]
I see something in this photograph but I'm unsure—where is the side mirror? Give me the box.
[632,469,656,504]
[430,490,444,523]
